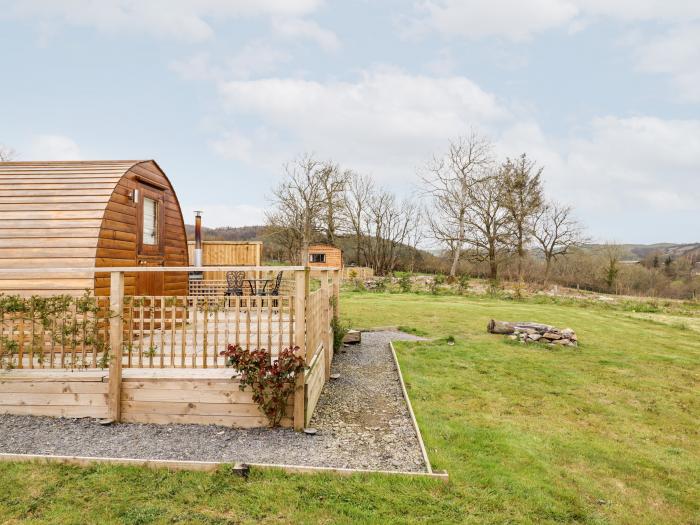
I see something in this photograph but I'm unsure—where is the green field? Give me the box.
[1,292,698,524]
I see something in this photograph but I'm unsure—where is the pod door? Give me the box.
[136,184,165,296]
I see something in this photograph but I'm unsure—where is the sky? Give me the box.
[0,0,698,244]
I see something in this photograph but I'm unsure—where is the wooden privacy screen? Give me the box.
[187,241,262,280]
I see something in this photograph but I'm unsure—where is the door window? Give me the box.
[142,197,158,245]
[138,186,164,256]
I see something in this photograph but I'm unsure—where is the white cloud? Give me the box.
[271,17,340,51]
[215,68,510,182]
[413,0,700,41]
[417,0,579,41]
[29,135,83,160]
[6,0,323,41]
[633,24,700,102]
[171,43,290,82]
[558,116,700,215]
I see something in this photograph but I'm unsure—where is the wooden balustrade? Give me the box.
[0,265,340,429]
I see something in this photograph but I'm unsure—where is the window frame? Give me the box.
[137,185,165,257]
[309,253,326,264]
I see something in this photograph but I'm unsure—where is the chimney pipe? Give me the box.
[191,210,204,281]
[194,210,203,267]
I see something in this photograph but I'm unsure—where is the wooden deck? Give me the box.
[0,265,339,430]
[0,367,293,427]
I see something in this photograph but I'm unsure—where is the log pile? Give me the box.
[487,320,578,347]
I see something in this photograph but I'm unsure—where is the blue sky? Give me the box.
[0,0,698,243]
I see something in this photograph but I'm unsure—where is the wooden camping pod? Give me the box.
[307,244,343,269]
[0,160,188,297]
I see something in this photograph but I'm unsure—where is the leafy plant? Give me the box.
[457,274,470,294]
[0,291,109,369]
[331,316,350,351]
[221,344,306,427]
[398,273,413,293]
[429,273,445,295]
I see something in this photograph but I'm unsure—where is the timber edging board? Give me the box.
[0,453,448,481]
[388,340,435,475]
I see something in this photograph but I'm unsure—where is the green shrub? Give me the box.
[457,274,470,293]
[398,273,412,293]
[430,273,445,295]
[331,316,350,351]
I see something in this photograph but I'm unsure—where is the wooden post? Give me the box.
[108,271,124,422]
[293,268,309,431]
[332,269,340,319]
[320,271,332,380]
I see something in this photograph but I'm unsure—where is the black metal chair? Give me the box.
[268,271,284,297]
[267,271,284,309]
[225,271,245,297]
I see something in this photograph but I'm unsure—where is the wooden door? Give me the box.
[136,258,164,296]
[136,183,165,296]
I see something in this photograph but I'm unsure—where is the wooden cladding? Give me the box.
[186,241,262,280]
[0,160,188,297]
[307,244,343,269]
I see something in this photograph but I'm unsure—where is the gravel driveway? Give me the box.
[0,331,428,472]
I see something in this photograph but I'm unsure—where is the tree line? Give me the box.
[265,154,422,275]
[266,131,584,283]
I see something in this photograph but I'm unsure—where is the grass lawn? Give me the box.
[1,292,698,524]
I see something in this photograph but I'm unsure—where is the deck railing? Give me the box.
[0,265,340,430]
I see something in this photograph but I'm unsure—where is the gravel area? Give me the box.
[0,331,428,472]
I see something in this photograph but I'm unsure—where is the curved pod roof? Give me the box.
[0,160,187,296]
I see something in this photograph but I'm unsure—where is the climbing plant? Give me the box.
[0,291,110,370]
[220,344,306,427]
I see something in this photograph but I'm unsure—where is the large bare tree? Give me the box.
[532,202,585,285]
[343,172,374,265]
[363,190,419,275]
[500,154,544,282]
[266,154,327,264]
[462,170,512,283]
[318,163,349,245]
[421,132,493,277]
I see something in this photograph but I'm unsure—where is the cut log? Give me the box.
[487,320,553,334]
[487,320,515,334]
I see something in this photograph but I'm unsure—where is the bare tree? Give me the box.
[404,205,425,272]
[343,172,374,265]
[266,154,327,264]
[0,144,16,161]
[462,170,512,283]
[500,154,544,282]
[421,132,493,277]
[318,163,349,245]
[532,202,585,285]
[363,190,418,275]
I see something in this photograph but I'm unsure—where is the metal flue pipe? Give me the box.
[194,210,203,267]
[191,210,204,281]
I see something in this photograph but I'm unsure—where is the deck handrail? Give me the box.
[0,265,339,274]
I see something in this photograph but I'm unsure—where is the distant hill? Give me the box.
[185,224,265,242]
[584,243,700,261]
[186,224,699,268]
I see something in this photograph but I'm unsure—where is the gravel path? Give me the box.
[0,331,428,472]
